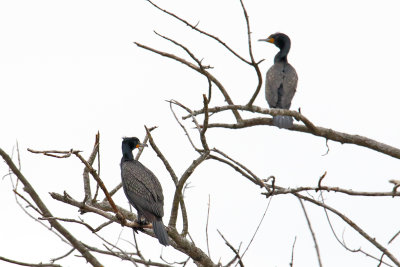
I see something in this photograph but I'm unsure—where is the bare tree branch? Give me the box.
[155,32,213,103]
[261,185,400,198]
[217,230,244,267]
[290,237,297,267]
[0,148,103,267]
[135,42,242,122]
[84,132,100,201]
[320,194,394,267]
[185,104,400,159]
[169,151,209,228]
[238,0,264,106]
[145,126,179,185]
[298,199,323,267]
[294,193,400,266]
[0,256,61,267]
[145,0,251,65]
[206,194,211,258]
[239,197,272,263]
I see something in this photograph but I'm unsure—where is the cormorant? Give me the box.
[259,32,298,129]
[120,137,169,246]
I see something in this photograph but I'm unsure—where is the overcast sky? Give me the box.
[1,0,400,266]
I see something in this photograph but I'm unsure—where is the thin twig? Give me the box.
[201,94,210,151]
[72,151,126,224]
[295,193,400,266]
[317,171,327,192]
[27,148,77,158]
[320,194,394,267]
[298,199,323,267]
[238,0,263,106]
[39,216,99,234]
[155,32,213,103]
[169,152,209,228]
[212,148,264,187]
[0,148,103,267]
[217,230,244,267]
[290,237,297,267]
[261,185,400,197]
[84,132,100,201]
[145,126,179,185]
[0,256,61,267]
[49,192,149,229]
[206,194,211,258]
[146,0,251,65]
[388,229,400,245]
[135,42,242,122]
[169,100,199,151]
[239,197,272,262]
[50,248,75,263]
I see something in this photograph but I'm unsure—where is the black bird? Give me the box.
[120,137,169,246]
[259,33,298,129]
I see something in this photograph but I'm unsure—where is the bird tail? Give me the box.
[153,219,169,246]
[273,115,293,129]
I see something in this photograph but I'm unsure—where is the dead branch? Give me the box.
[389,179,400,195]
[49,191,149,229]
[146,0,251,65]
[0,148,103,267]
[321,195,394,267]
[217,230,244,267]
[206,194,211,258]
[317,171,327,191]
[295,193,400,266]
[167,228,218,267]
[261,185,400,198]
[189,105,400,159]
[200,94,210,151]
[135,42,242,121]
[290,237,297,267]
[50,248,75,263]
[298,199,323,267]
[169,100,200,152]
[155,32,213,103]
[83,132,100,201]
[145,126,179,185]
[239,197,272,262]
[0,256,61,267]
[169,151,209,228]
[237,0,264,106]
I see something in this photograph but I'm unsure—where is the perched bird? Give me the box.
[259,33,298,129]
[120,137,169,246]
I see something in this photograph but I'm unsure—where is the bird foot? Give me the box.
[132,218,149,233]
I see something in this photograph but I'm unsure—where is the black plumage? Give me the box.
[120,137,169,246]
[259,33,298,129]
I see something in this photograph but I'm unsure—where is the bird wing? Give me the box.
[121,160,164,218]
[280,63,298,109]
[266,62,298,109]
[266,63,285,108]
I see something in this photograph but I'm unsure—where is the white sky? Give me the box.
[1,0,400,266]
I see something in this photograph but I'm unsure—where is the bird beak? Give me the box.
[136,143,148,148]
[258,37,274,43]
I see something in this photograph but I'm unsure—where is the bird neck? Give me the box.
[122,143,134,161]
[274,43,290,63]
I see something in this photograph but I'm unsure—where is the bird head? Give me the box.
[122,137,148,151]
[259,32,290,50]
